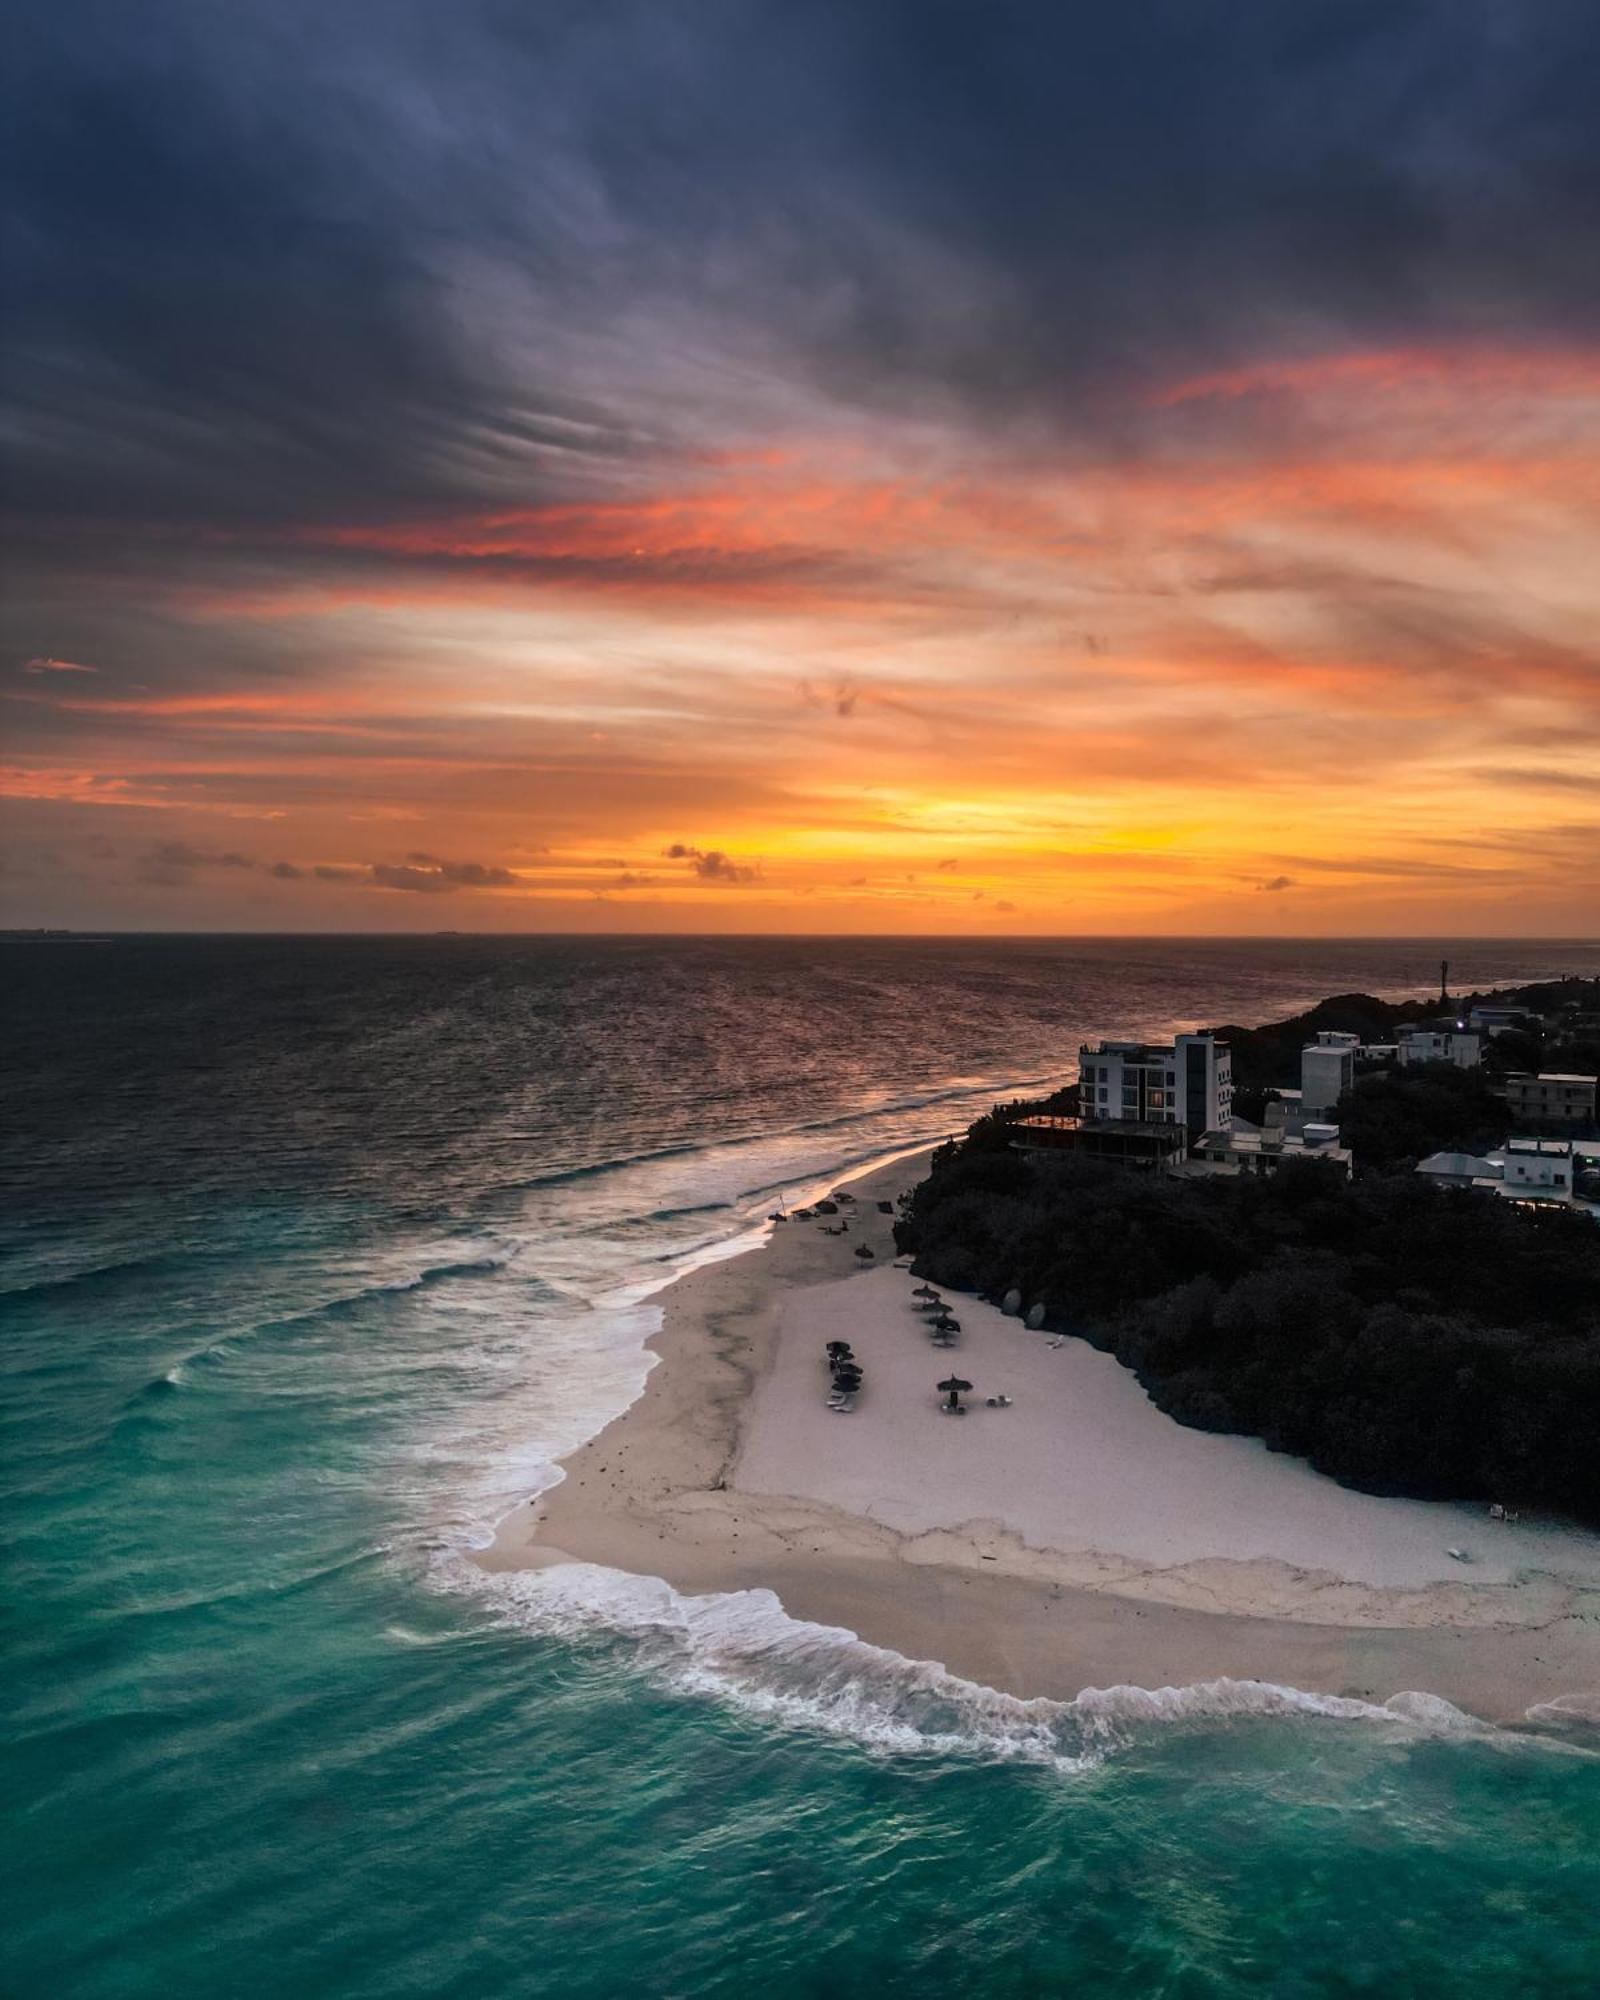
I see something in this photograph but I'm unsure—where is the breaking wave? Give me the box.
[445,1556,1489,1772]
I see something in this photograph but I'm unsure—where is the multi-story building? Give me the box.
[1300,1031,1359,1115]
[1504,1072,1598,1131]
[1397,1027,1481,1069]
[1078,1033,1232,1140]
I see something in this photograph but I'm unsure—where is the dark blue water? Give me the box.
[6,935,1600,1997]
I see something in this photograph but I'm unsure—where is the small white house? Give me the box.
[1194,1119,1352,1179]
[1468,1004,1535,1037]
[1497,1138,1575,1203]
[1397,1027,1482,1069]
[1416,1150,1500,1189]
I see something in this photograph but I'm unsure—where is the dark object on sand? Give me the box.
[937,1375,973,1411]
[854,1244,875,1259]
[877,1201,894,1214]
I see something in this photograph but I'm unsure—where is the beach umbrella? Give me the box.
[932,1315,960,1332]
[826,1340,853,1355]
[937,1375,973,1410]
[913,1284,940,1299]
[854,1244,875,1260]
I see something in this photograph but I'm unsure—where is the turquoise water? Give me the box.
[6,938,1600,1997]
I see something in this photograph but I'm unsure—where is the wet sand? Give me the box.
[479,1155,1600,1724]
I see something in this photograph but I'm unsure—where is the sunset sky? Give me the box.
[4,1,1599,935]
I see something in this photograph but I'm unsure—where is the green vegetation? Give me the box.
[1333,1063,1509,1169]
[897,1149,1600,1518]
[896,978,1600,1520]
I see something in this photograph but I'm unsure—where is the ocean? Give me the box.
[5,934,1600,1998]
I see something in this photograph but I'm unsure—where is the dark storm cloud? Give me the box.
[6,0,1600,547]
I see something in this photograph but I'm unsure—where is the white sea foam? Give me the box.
[412,1121,986,1554]
[1525,1692,1600,1729]
[407,1056,1518,1766]
[443,1555,1490,1770]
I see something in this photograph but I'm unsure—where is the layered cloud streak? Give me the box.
[4,1,1599,930]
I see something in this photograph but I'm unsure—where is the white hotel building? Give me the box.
[1077,1033,1233,1140]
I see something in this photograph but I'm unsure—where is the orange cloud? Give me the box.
[1149,341,1600,409]
[8,339,1599,934]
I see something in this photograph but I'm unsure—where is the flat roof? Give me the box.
[1019,1115,1181,1139]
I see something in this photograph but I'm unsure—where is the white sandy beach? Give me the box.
[738,1266,1600,1594]
[481,1152,1600,1723]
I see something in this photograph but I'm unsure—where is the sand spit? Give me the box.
[479,1155,1600,1725]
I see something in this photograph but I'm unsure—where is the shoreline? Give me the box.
[478,1153,1600,1727]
